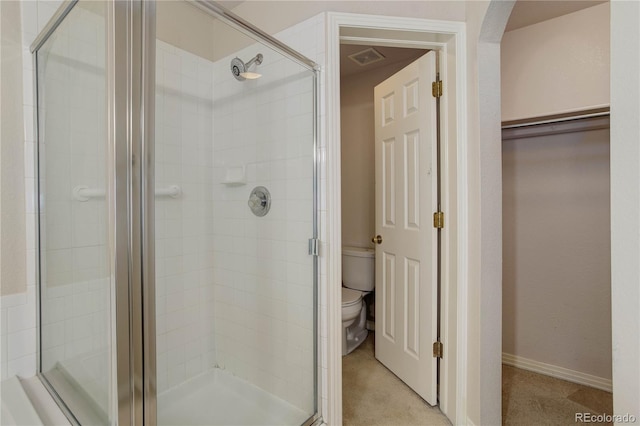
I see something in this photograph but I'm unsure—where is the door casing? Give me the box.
[326,12,468,426]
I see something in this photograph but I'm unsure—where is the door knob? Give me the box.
[372,235,383,244]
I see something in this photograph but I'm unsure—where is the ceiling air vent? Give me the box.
[348,47,385,67]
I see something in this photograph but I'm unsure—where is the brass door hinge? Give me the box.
[433,211,444,229]
[433,341,443,358]
[432,80,443,98]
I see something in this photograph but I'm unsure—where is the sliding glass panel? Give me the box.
[36,1,113,424]
[154,2,316,424]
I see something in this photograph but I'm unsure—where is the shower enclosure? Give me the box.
[33,1,319,424]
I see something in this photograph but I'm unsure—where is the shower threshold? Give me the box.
[157,368,309,426]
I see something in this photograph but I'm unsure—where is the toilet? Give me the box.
[342,246,375,356]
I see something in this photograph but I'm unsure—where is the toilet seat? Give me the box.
[342,287,362,307]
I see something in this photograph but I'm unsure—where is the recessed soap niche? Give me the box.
[222,164,247,186]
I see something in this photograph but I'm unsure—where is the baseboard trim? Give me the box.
[502,353,612,392]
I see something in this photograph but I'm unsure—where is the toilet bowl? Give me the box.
[342,287,368,355]
[342,288,363,325]
[341,246,375,356]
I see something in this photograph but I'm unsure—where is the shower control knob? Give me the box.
[372,235,383,244]
[248,193,264,209]
[248,186,271,217]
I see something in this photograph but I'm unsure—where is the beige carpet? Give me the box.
[503,365,613,426]
[342,332,451,426]
[343,333,614,426]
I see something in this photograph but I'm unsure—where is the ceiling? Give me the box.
[218,1,607,34]
[216,1,243,10]
[340,44,427,77]
[505,0,608,32]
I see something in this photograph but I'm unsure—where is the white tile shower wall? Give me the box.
[1,288,37,381]
[154,40,217,393]
[209,14,325,413]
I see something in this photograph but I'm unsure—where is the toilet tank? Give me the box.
[342,246,375,291]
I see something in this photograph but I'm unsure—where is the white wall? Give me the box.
[0,0,27,298]
[502,124,611,382]
[466,1,515,424]
[610,0,640,418]
[156,1,216,62]
[501,3,610,121]
[231,1,465,36]
[340,58,421,249]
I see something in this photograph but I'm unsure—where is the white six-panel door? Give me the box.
[373,51,438,405]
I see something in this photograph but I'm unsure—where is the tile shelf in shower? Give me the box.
[72,185,182,201]
[221,165,247,186]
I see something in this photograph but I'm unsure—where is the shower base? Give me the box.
[157,369,310,426]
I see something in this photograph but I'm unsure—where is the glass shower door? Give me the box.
[153,2,318,425]
[34,1,156,424]
[35,2,114,424]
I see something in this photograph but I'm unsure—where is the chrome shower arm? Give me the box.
[245,53,263,68]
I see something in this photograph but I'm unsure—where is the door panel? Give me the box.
[374,51,438,404]
[404,131,420,229]
[383,138,396,226]
[382,252,396,341]
[404,258,420,358]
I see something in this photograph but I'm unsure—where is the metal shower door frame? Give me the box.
[107,1,157,424]
[110,1,157,424]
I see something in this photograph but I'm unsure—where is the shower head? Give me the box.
[230,53,263,81]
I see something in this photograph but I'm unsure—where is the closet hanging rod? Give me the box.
[502,114,610,141]
[502,107,610,130]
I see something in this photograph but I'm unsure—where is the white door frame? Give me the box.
[325,12,468,425]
